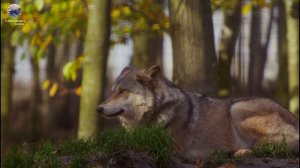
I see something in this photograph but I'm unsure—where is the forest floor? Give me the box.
[236,157,299,168]
[215,158,300,168]
[1,126,299,168]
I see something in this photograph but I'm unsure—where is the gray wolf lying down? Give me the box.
[97,65,299,160]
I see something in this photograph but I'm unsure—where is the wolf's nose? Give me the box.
[96,106,104,113]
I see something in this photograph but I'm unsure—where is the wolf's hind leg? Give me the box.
[230,99,299,153]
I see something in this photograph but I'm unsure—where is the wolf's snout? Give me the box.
[96,105,104,113]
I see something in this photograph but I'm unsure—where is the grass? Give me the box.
[203,136,296,168]
[2,129,296,168]
[203,149,232,168]
[2,125,173,168]
[253,136,294,158]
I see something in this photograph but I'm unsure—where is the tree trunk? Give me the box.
[78,0,111,138]
[169,0,217,95]
[275,0,289,108]
[285,0,299,114]
[41,43,56,136]
[132,32,163,69]
[131,0,163,69]
[248,5,262,95]
[1,40,14,154]
[248,5,274,96]
[29,57,42,142]
[217,1,242,97]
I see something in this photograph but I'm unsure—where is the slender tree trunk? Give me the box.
[217,1,242,97]
[29,57,42,142]
[248,5,274,96]
[78,0,111,138]
[1,40,14,154]
[169,0,217,95]
[285,0,299,114]
[41,43,56,136]
[275,0,289,108]
[248,5,262,95]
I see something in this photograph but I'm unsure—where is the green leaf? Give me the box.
[10,30,20,46]
[60,2,68,11]
[63,62,73,81]
[62,57,83,81]
[35,0,44,11]
[20,53,27,61]
[29,45,37,55]
[37,48,45,59]
[71,70,77,81]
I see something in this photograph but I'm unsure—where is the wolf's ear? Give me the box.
[120,66,133,75]
[136,65,161,83]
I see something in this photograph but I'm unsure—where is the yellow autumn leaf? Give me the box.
[77,55,84,62]
[122,6,131,16]
[2,3,11,9]
[2,13,9,20]
[164,21,170,29]
[218,89,229,97]
[75,87,82,96]
[41,35,52,49]
[42,80,50,90]
[75,29,81,38]
[122,26,131,33]
[46,34,53,43]
[49,83,58,97]
[151,24,160,31]
[242,2,252,15]
[30,36,37,46]
[71,71,77,81]
[111,9,121,20]
[22,24,31,33]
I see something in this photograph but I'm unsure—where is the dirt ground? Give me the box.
[220,158,299,168]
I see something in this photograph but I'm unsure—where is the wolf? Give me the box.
[96,65,299,161]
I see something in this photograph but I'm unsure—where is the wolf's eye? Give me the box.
[118,89,128,94]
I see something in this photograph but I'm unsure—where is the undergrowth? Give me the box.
[203,136,296,168]
[2,125,173,168]
[253,136,294,158]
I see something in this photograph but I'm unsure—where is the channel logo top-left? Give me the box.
[7,4,22,18]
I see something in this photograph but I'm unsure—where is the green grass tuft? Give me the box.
[253,136,293,158]
[32,141,61,167]
[92,125,173,167]
[203,149,231,168]
[2,146,34,168]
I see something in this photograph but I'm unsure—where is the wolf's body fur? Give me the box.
[97,65,299,160]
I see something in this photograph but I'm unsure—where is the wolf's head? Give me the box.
[96,65,162,127]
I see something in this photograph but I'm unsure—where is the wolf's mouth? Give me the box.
[104,109,125,118]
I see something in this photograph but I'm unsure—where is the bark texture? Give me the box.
[285,0,299,114]
[132,32,163,69]
[1,40,14,154]
[275,0,289,108]
[169,0,217,95]
[78,0,111,138]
